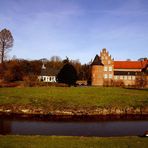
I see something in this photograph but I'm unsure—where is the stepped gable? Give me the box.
[91,54,104,66]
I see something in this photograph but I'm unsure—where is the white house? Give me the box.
[38,63,57,83]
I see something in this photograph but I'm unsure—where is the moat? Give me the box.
[0,116,148,137]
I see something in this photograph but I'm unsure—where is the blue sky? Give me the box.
[0,0,148,63]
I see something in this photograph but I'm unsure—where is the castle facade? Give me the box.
[91,48,148,87]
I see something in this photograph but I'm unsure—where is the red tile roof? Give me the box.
[114,60,148,69]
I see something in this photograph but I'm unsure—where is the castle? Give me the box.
[91,48,148,87]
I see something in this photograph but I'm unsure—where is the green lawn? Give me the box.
[0,87,148,108]
[0,136,148,148]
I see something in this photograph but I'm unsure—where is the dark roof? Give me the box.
[142,61,148,72]
[40,68,47,76]
[46,68,60,76]
[91,55,103,66]
[40,66,60,76]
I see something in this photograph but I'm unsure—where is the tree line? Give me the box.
[0,28,91,86]
[0,57,91,84]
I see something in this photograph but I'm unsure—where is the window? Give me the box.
[47,77,49,82]
[109,74,112,78]
[105,56,107,60]
[132,76,135,80]
[114,76,118,80]
[43,77,46,81]
[109,66,112,71]
[120,76,123,80]
[128,76,131,80]
[104,66,107,71]
[104,74,108,79]
[51,76,56,82]
[124,76,127,80]
[108,60,111,64]
[93,74,95,78]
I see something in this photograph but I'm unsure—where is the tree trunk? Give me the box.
[1,42,4,63]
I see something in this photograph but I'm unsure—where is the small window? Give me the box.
[104,74,108,79]
[132,76,135,80]
[108,60,111,64]
[114,76,118,80]
[124,76,127,80]
[52,76,56,82]
[105,56,107,60]
[128,76,131,80]
[109,66,112,71]
[120,76,123,80]
[46,77,49,82]
[109,74,112,78]
[104,66,107,71]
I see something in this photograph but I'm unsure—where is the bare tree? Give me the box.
[50,56,61,62]
[0,28,14,63]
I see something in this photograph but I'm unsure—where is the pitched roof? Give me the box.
[91,55,103,66]
[40,64,60,76]
[114,60,148,69]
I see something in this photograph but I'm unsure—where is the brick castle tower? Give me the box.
[91,48,114,86]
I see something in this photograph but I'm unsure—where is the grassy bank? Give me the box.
[0,135,148,148]
[0,87,148,109]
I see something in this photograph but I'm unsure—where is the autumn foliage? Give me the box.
[0,58,91,86]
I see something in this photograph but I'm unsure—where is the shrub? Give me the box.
[23,75,38,87]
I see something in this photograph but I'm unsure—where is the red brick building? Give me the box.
[91,48,148,87]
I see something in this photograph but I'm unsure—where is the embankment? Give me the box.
[0,104,148,119]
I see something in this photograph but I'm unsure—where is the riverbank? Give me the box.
[0,87,148,117]
[0,136,148,148]
[0,104,148,118]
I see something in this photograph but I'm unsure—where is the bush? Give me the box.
[113,80,124,87]
[0,81,20,87]
[23,75,38,87]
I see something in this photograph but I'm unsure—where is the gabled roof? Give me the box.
[114,60,148,69]
[91,55,103,66]
[40,64,60,76]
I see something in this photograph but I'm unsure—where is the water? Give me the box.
[0,118,148,137]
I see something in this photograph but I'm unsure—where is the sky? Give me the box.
[0,0,148,64]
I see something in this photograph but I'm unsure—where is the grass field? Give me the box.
[0,87,148,108]
[0,88,148,147]
[0,136,148,148]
